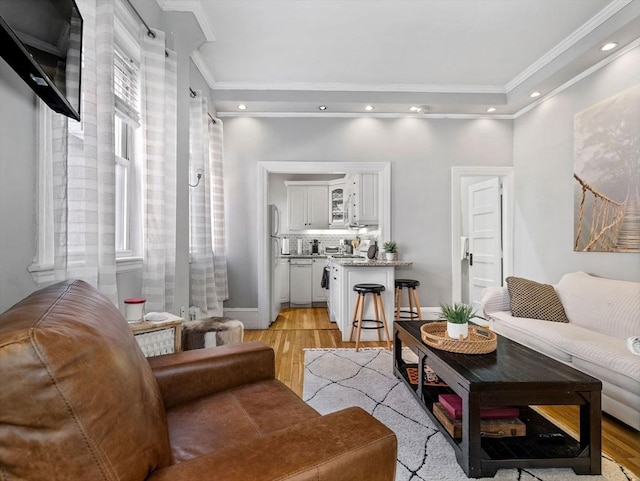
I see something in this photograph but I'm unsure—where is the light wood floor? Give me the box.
[244,307,640,477]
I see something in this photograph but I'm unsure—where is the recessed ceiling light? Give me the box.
[529,91,541,98]
[487,107,496,113]
[318,105,327,111]
[364,105,374,111]
[601,42,618,52]
[237,104,247,110]
[409,106,422,112]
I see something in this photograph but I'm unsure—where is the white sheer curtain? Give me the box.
[51,0,119,304]
[209,116,229,301]
[189,94,228,314]
[140,29,178,314]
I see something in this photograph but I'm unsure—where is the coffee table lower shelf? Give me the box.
[395,362,593,477]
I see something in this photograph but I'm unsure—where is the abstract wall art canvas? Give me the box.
[574,84,640,253]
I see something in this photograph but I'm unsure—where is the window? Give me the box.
[113,44,142,263]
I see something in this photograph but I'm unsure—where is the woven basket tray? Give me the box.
[420,322,497,354]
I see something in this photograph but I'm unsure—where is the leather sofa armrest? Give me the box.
[147,341,275,409]
[481,286,511,319]
[146,406,397,481]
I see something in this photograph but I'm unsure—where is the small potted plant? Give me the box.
[383,241,397,261]
[439,303,482,340]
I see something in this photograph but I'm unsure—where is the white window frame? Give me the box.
[114,4,144,272]
[28,101,57,285]
[114,116,132,255]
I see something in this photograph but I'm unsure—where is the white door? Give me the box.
[468,178,502,312]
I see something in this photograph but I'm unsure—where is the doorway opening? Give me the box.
[450,166,514,307]
[257,161,391,329]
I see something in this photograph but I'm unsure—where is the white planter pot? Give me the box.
[385,252,395,261]
[447,321,468,340]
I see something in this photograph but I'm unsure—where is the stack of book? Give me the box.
[405,365,447,387]
[433,394,526,439]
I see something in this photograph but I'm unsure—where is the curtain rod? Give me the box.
[124,0,155,38]
[124,0,168,57]
[189,88,217,124]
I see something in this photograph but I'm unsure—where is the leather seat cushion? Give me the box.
[167,379,320,463]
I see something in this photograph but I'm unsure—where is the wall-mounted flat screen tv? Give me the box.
[0,0,83,121]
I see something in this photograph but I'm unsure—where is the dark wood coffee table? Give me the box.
[393,321,602,478]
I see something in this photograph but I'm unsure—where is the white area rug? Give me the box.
[302,348,634,481]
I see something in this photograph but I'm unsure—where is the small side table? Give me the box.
[130,313,183,357]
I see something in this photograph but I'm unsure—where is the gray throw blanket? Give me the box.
[182,317,244,350]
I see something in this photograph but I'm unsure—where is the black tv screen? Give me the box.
[0,0,83,121]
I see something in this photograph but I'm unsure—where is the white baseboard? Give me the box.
[390,307,441,320]
[420,307,441,320]
[222,308,263,329]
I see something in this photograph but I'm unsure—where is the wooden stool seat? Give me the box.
[349,283,391,351]
[395,278,422,320]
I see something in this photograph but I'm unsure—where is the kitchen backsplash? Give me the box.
[283,233,378,255]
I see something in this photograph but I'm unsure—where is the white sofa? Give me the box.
[482,271,640,430]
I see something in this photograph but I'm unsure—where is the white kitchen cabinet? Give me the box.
[307,186,328,227]
[328,262,343,323]
[340,266,393,341]
[345,173,378,226]
[286,182,329,230]
[328,179,346,228]
[287,186,307,230]
[278,258,290,303]
[327,259,394,341]
[312,259,327,302]
[358,173,378,224]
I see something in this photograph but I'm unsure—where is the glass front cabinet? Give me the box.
[328,180,346,228]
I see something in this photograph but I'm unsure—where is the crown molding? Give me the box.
[505,0,633,93]
[513,38,640,119]
[191,50,216,89]
[217,111,514,120]
[210,81,505,94]
[155,0,216,41]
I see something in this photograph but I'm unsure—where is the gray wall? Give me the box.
[0,62,39,311]
[513,46,640,283]
[223,117,514,308]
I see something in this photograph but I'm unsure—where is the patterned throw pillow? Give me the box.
[506,276,569,322]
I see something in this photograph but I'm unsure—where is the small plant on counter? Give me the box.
[383,241,397,253]
[383,241,397,260]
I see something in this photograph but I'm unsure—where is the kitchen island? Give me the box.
[326,256,413,342]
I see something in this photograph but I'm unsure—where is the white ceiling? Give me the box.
[157,0,640,117]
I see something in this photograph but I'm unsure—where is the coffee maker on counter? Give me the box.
[310,239,321,255]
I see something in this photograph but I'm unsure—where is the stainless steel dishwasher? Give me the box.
[289,258,312,307]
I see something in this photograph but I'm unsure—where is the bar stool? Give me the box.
[395,279,422,320]
[349,283,391,351]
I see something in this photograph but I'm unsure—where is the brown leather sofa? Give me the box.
[0,280,397,480]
